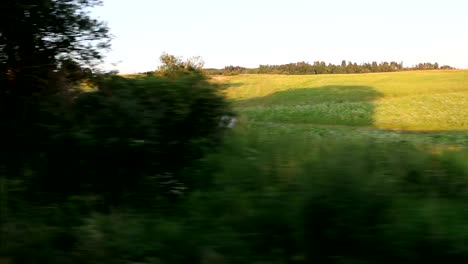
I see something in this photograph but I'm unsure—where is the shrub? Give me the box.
[21,72,231,206]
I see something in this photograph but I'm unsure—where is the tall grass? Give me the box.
[184,132,468,263]
[5,132,466,263]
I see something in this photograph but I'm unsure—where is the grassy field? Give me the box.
[215,71,468,147]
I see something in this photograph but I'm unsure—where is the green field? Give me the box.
[216,71,468,147]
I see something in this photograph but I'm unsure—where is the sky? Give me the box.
[92,0,468,73]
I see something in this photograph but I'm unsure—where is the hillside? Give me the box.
[217,71,468,146]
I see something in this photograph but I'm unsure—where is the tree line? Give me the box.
[205,60,455,75]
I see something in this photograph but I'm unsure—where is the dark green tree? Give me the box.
[157,53,205,78]
[341,60,347,68]
[0,0,111,201]
[0,0,110,96]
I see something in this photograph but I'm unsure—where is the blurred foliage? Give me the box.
[1,0,112,207]
[0,0,110,97]
[6,73,230,207]
[3,130,468,264]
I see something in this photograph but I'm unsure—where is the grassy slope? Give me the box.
[216,71,468,146]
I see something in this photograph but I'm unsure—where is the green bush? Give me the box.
[16,72,231,207]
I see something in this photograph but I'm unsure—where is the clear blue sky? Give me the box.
[92,0,468,73]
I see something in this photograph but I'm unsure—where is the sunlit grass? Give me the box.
[374,92,468,130]
[214,71,468,148]
[217,71,468,132]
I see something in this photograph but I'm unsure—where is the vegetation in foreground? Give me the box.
[3,131,468,264]
[2,1,468,264]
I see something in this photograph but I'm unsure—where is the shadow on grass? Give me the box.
[218,82,244,89]
[235,85,384,127]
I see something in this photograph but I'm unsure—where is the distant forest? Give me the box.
[204,61,455,75]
